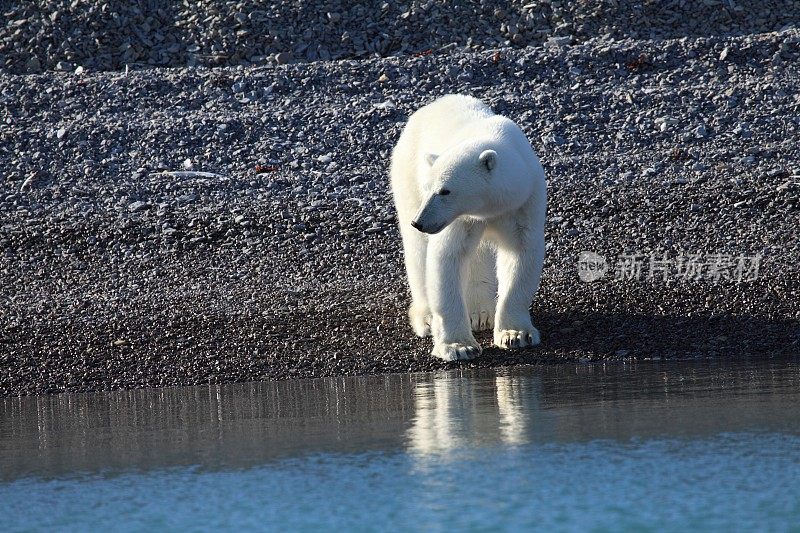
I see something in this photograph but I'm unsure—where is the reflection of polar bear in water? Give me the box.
[406,372,531,455]
[390,94,547,361]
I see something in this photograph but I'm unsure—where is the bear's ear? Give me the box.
[479,150,497,172]
[425,153,439,166]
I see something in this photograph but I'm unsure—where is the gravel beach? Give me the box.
[1,2,799,396]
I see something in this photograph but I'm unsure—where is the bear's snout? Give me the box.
[411,219,445,234]
[412,195,450,234]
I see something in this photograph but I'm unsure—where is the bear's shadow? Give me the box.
[469,311,799,363]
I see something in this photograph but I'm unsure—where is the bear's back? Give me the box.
[415,95,493,129]
[406,95,495,153]
[427,94,494,120]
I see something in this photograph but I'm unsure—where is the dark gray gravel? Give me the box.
[2,0,800,73]
[1,27,799,396]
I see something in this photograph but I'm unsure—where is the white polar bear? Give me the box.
[390,94,546,361]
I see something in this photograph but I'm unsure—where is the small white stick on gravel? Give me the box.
[149,171,228,179]
[19,175,35,191]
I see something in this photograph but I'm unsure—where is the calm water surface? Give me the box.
[2,359,800,531]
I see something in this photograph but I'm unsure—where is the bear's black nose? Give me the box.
[411,220,423,231]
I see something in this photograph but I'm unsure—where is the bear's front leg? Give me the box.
[493,228,544,350]
[426,222,483,361]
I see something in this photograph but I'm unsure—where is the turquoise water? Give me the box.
[2,360,800,531]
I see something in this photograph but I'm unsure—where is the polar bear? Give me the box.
[390,94,546,361]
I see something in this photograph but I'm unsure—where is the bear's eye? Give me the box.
[438,189,451,196]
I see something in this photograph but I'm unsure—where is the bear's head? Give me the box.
[411,140,532,234]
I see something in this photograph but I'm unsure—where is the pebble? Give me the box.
[275,52,292,65]
[373,100,396,111]
[177,193,197,204]
[693,125,708,138]
[128,201,150,213]
[25,57,41,72]
[543,133,566,146]
[733,122,751,138]
[547,36,572,48]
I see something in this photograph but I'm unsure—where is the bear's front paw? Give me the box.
[494,327,540,349]
[431,341,482,361]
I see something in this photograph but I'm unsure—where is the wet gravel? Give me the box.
[1,27,799,396]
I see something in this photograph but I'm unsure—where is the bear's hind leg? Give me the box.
[464,242,497,332]
[409,301,431,338]
[401,227,432,337]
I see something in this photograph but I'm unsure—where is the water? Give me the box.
[2,359,800,531]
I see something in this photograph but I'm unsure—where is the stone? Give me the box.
[275,52,292,65]
[25,57,41,72]
[373,100,396,110]
[693,124,708,138]
[128,201,150,213]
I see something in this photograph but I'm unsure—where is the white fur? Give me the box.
[390,94,547,361]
